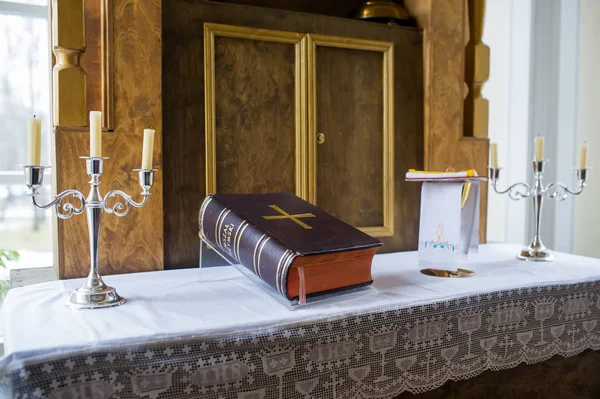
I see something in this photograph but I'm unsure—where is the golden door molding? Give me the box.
[306,34,395,238]
[203,23,307,198]
[51,0,114,129]
[101,0,114,130]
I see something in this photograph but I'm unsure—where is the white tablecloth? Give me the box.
[1,244,599,398]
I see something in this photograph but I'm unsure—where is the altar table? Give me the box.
[1,244,599,398]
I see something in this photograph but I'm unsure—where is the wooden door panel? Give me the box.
[204,24,307,197]
[314,46,384,228]
[214,37,296,194]
[308,35,395,238]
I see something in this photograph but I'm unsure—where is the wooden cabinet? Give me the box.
[164,2,424,268]
[203,22,397,239]
[163,2,424,268]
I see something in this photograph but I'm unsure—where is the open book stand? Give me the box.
[198,234,374,311]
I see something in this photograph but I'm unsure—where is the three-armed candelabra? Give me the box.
[488,160,589,261]
[24,157,156,309]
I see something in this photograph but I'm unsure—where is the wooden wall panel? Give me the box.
[52,0,163,278]
[315,47,385,228]
[51,0,111,129]
[51,0,87,127]
[464,0,490,139]
[405,0,489,242]
[213,37,297,194]
[219,0,367,18]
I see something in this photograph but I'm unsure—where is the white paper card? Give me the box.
[418,181,480,268]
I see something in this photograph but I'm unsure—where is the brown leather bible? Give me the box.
[199,193,382,303]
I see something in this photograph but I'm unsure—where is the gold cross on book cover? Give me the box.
[262,205,316,229]
[199,193,382,304]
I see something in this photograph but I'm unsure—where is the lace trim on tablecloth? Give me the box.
[1,281,600,398]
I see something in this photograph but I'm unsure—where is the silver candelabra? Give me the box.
[24,157,156,309]
[488,161,589,261]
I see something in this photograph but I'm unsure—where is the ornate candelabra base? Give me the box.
[489,161,588,262]
[24,158,156,309]
[67,283,125,309]
[518,243,555,262]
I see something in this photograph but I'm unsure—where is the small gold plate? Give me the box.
[420,268,475,278]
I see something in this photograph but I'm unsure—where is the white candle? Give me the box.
[490,143,498,168]
[27,116,41,165]
[579,142,588,169]
[90,111,102,157]
[535,136,544,161]
[141,129,155,169]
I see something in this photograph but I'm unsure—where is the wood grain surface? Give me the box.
[163,0,423,268]
[218,0,369,19]
[53,0,163,278]
[405,0,489,243]
[315,46,384,228]
[213,0,489,242]
[214,37,297,194]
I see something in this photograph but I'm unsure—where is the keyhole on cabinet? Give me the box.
[316,133,325,145]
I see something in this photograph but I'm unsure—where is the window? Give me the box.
[0,0,52,269]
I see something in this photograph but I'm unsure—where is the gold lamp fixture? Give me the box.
[354,1,413,26]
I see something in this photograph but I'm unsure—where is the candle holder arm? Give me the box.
[545,181,584,201]
[491,181,532,201]
[32,190,86,219]
[103,169,155,216]
[546,169,589,201]
[103,190,149,217]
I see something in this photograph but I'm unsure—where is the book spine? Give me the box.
[199,195,296,299]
